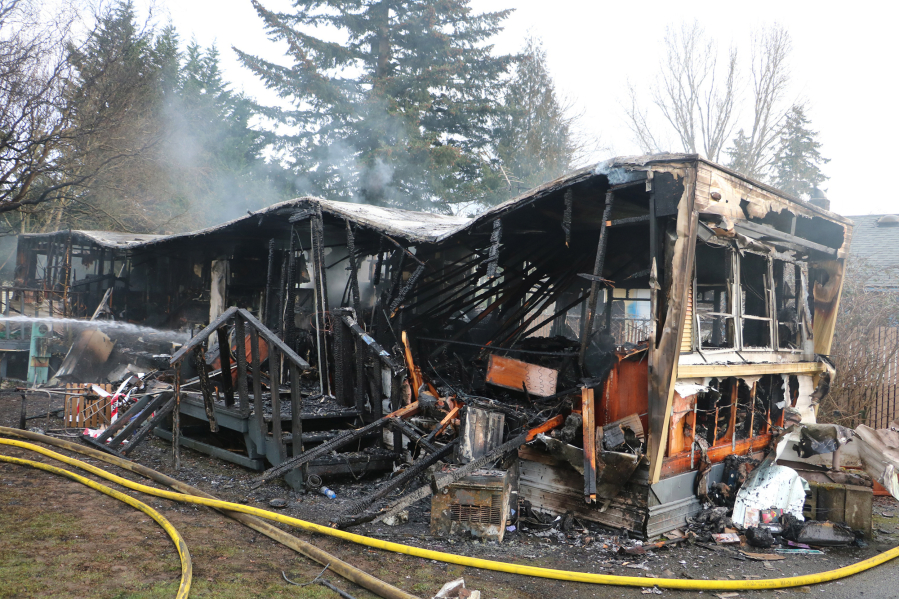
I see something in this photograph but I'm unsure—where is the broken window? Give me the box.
[774,260,800,349]
[610,288,651,344]
[695,243,735,349]
[740,252,771,348]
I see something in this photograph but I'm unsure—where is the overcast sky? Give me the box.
[144,0,898,218]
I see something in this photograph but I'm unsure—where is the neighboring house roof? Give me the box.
[847,214,899,290]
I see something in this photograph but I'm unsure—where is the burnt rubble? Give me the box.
[6,153,892,552]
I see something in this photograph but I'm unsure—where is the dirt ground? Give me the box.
[2,390,899,599]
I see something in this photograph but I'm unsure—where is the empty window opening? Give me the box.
[695,243,735,349]
[741,252,771,348]
[774,260,800,349]
[610,288,651,345]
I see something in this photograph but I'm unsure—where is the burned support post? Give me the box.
[332,309,353,407]
[579,191,615,367]
[264,238,276,328]
[234,317,250,414]
[730,379,738,451]
[285,230,298,350]
[290,363,303,457]
[486,219,502,279]
[193,345,218,432]
[345,219,362,317]
[18,394,26,430]
[582,387,596,503]
[216,326,235,407]
[562,188,573,247]
[344,221,367,413]
[311,209,331,396]
[250,327,266,446]
[270,345,286,464]
[277,253,288,336]
[390,372,403,452]
[173,365,182,470]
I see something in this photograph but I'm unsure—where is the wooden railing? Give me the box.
[169,306,311,469]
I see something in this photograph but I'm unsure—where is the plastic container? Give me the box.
[319,486,337,499]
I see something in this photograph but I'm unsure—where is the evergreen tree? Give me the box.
[724,129,757,178]
[771,104,829,198]
[492,36,578,199]
[236,0,515,212]
[52,2,288,233]
[62,1,184,232]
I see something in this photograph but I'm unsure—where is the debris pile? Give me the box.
[7,154,893,555]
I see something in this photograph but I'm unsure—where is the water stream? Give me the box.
[0,316,190,342]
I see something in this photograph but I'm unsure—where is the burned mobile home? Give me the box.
[9,153,854,539]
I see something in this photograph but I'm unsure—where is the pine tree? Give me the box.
[493,36,578,199]
[54,2,287,233]
[62,0,179,232]
[771,104,829,199]
[236,0,514,212]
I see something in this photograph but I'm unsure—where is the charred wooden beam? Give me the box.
[96,392,157,443]
[173,367,182,469]
[734,220,837,256]
[263,238,276,327]
[120,394,175,456]
[387,417,439,455]
[290,363,304,457]
[194,346,219,431]
[217,327,235,407]
[421,405,460,444]
[250,401,420,488]
[486,219,502,278]
[249,327,266,444]
[332,440,457,527]
[372,238,384,286]
[234,318,250,414]
[579,191,615,367]
[562,189,572,246]
[270,345,286,463]
[377,232,425,266]
[609,215,651,227]
[518,290,589,340]
[311,207,331,391]
[285,229,298,349]
[525,414,565,441]
[107,392,170,449]
[341,313,402,375]
[389,263,425,316]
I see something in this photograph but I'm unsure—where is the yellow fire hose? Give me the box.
[2,435,898,592]
[0,451,192,599]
